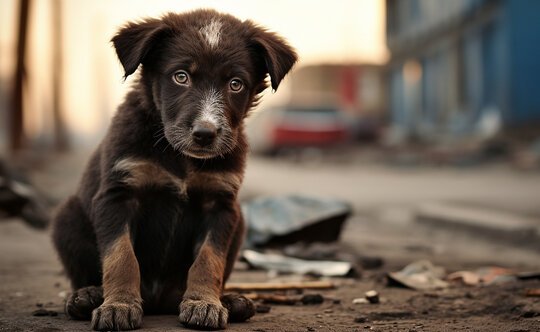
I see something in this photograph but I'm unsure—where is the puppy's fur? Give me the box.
[52,9,296,331]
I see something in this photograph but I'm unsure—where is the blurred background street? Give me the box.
[1,0,540,331]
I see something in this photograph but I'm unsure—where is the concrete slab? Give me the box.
[416,203,540,250]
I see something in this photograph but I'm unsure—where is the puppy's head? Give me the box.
[112,9,297,159]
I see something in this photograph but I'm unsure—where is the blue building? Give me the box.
[386,0,540,140]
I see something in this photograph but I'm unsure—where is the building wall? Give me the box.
[507,0,540,125]
[386,0,540,140]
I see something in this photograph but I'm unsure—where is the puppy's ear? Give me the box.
[111,18,168,78]
[250,29,298,91]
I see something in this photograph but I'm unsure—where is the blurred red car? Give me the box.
[269,106,350,149]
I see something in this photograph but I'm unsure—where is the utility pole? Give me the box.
[52,0,68,151]
[11,0,31,152]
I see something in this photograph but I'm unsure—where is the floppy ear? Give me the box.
[250,29,298,91]
[111,18,168,78]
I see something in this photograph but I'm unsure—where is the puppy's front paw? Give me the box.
[179,298,228,330]
[91,301,143,331]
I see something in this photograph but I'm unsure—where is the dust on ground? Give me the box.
[0,221,539,332]
[1,151,540,332]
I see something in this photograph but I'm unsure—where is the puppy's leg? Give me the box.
[52,196,101,290]
[179,241,228,329]
[53,196,104,320]
[179,200,242,330]
[90,195,143,331]
[222,219,244,283]
[220,220,255,323]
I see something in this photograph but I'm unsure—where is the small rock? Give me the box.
[525,289,540,297]
[58,291,68,299]
[521,310,539,318]
[354,316,369,323]
[256,305,271,314]
[332,299,341,305]
[32,309,49,316]
[359,256,384,269]
[35,303,43,308]
[53,282,61,288]
[301,294,324,305]
[369,310,414,320]
[365,290,379,304]
[32,309,57,317]
[323,309,333,313]
[307,327,315,331]
[353,298,369,304]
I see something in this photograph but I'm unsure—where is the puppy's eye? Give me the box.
[229,78,243,92]
[173,71,190,85]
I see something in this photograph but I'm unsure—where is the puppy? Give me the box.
[52,9,296,331]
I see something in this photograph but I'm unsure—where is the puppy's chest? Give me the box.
[114,158,242,196]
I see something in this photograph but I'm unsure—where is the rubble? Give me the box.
[242,250,353,277]
[387,260,449,290]
[282,242,383,272]
[245,293,325,306]
[242,195,351,247]
[352,298,369,305]
[447,267,516,286]
[300,294,324,305]
[31,309,57,317]
[365,290,379,304]
[0,159,50,229]
[525,289,540,297]
[225,280,335,292]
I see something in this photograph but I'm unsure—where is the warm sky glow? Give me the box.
[0,0,388,144]
[96,0,389,65]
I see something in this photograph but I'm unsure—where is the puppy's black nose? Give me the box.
[192,124,217,147]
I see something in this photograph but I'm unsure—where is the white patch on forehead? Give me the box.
[199,19,223,49]
[199,88,224,126]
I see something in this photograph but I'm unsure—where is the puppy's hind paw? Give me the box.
[221,294,255,323]
[179,298,228,330]
[65,286,104,320]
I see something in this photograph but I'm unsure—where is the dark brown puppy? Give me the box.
[52,9,296,331]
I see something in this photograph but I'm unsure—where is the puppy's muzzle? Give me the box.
[192,122,219,147]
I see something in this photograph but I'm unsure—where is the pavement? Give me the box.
[0,148,539,331]
[241,153,540,269]
[20,148,540,269]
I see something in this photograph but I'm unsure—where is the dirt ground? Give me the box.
[0,221,539,332]
[1,152,540,332]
